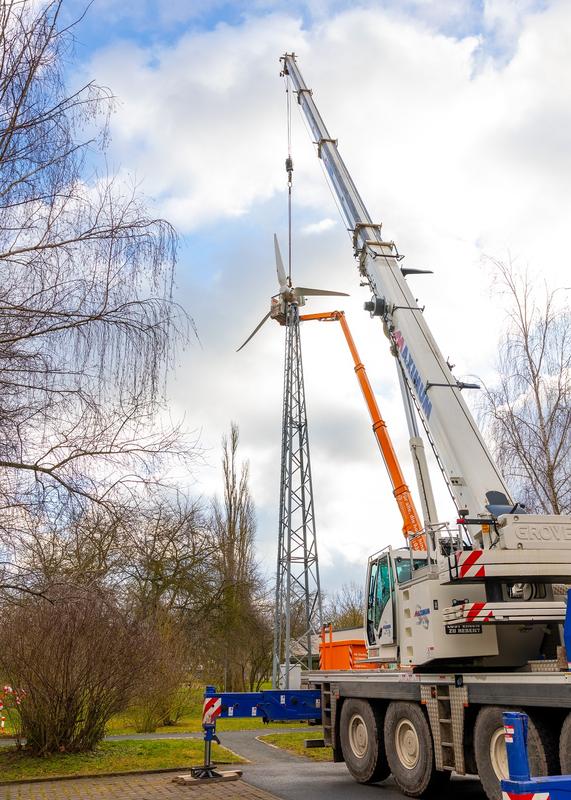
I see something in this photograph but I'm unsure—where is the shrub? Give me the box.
[161,684,196,726]
[0,584,155,754]
[128,620,190,733]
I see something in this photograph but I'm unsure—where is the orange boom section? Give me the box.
[300,310,425,549]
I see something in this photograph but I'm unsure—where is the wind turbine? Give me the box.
[238,234,347,689]
[237,234,347,350]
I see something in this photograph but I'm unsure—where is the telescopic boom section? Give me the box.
[282,53,512,519]
[300,311,424,546]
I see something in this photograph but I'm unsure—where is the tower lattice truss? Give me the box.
[273,304,322,688]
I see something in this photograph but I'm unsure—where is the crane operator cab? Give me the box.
[366,548,428,655]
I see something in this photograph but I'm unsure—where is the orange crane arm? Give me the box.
[300,310,424,544]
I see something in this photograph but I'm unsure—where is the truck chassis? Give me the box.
[306,668,571,798]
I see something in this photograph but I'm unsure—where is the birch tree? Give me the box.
[0,1,192,596]
[481,260,571,514]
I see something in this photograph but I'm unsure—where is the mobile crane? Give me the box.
[277,53,571,800]
[195,55,571,800]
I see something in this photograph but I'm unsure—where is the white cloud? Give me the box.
[88,15,306,231]
[83,1,571,591]
[301,217,337,235]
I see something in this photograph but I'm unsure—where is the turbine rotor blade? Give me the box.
[293,287,349,297]
[274,234,288,291]
[236,310,272,352]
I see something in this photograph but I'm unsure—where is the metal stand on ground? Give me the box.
[189,722,222,780]
[502,709,571,799]
[173,687,242,786]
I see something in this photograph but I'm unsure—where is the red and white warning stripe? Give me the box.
[202,696,222,726]
[502,792,550,800]
[443,602,495,624]
[455,549,486,579]
[464,602,494,623]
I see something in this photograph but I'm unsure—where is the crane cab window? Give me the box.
[368,557,392,629]
[394,556,428,584]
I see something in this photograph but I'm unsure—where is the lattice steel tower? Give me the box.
[272,301,322,688]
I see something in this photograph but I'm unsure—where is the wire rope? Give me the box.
[285,74,293,285]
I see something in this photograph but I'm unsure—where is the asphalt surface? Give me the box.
[219,728,488,800]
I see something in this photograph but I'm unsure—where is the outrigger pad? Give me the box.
[173,769,243,786]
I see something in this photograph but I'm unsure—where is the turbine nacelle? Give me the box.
[237,234,348,352]
[270,290,307,325]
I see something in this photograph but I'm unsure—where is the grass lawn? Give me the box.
[105,709,296,736]
[0,683,299,741]
[260,729,333,761]
[1,705,308,740]
[0,739,243,784]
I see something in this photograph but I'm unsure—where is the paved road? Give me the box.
[216,729,487,800]
[245,761,486,800]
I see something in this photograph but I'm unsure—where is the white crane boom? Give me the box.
[281,53,512,519]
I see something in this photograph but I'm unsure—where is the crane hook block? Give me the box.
[285,156,293,174]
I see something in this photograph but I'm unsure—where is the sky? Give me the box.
[64,0,570,596]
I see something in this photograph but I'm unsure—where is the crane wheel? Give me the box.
[338,698,390,784]
[384,701,450,797]
[559,711,571,773]
[474,706,559,800]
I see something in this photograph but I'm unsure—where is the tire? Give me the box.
[474,706,559,800]
[384,701,450,797]
[339,698,390,784]
[559,712,571,773]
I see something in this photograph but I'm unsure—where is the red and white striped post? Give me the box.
[190,686,224,779]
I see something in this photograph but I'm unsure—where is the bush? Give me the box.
[0,584,155,754]
[128,620,190,733]
[161,684,196,726]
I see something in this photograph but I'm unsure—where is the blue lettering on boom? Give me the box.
[394,333,433,420]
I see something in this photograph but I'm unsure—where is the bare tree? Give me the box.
[324,581,365,630]
[481,260,571,514]
[209,424,271,691]
[122,494,215,617]
[1,503,123,601]
[0,1,193,595]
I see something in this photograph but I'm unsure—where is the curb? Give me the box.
[255,735,281,751]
